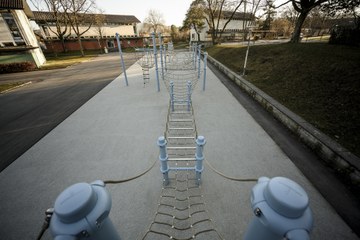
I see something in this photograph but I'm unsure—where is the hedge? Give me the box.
[0,61,36,74]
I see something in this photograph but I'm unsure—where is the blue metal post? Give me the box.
[203,52,207,91]
[193,44,197,69]
[115,33,128,86]
[157,136,169,185]
[158,33,164,80]
[151,32,160,92]
[170,81,174,112]
[195,136,206,184]
[187,81,191,112]
[164,43,167,72]
[197,45,201,79]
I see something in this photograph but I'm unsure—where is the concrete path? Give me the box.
[0,56,358,240]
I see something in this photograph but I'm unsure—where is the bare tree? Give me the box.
[62,0,96,56]
[144,9,165,33]
[31,0,70,53]
[93,8,106,53]
[200,0,245,45]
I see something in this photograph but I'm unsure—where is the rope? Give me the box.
[104,159,157,185]
[206,161,258,182]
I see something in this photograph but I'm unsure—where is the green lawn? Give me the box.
[207,43,360,157]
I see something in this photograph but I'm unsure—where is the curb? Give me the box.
[206,54,360,186]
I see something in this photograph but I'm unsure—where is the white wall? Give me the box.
[14,10,46,66]
[44,24,136,38]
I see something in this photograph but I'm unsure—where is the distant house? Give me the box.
[190,11,256,43]
[33,11,142,52]
[0,0,46,67]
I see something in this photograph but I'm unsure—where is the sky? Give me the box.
[95,0,194,27]
[28,0,291,27]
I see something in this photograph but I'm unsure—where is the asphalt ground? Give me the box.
[0,52,137,172]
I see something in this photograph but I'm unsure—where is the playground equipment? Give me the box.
[49,181,121,240]
[134,47,154,87]
[244,177,313,240]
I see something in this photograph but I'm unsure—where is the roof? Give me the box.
[0,0,23,9]
[33,11,140,24]
[222,11,255,21]
[0,0,34,18]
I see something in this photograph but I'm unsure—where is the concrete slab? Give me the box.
[0,55,358,240]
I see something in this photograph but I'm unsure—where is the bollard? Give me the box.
[203,52,207,91]
[187,81,192,112]
[244,177,313,240]
[195,136,206,184]
[170,81,174,112]
[50,180,121,240]
[157,136,169,185]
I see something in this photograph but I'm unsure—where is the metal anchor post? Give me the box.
[157,136,169,185]
[195,136,206,184]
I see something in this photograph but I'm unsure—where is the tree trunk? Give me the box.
[77,37,85,57]
[60,37,67,53]
[290,10,309,43]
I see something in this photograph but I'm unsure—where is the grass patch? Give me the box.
[0,82,28,93]
[41,55,96,70]
[207,43,360,157]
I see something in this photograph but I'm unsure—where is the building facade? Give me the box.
[190,11,255,43]
[33,11,143,52]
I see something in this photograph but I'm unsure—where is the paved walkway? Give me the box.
[0,56,358,239]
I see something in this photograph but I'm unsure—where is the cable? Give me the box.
[103,159,157,185]
[36,208,54,240]
[206,161,258,182]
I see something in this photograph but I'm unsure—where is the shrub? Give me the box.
[329,25,360,46]
[0,61,36,74]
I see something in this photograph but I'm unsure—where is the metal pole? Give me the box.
[243,28,251,76]
[170,81,174,112]
[203,52,207,91]
[151,32,160,92]
[164,43,167,72]
[187,81,191,112]
[158,33,164,80]
[197,45,201,79]
[115,33,128,86]
[157,136,169,185]
[194,44,197,69]
[195,136,206,185]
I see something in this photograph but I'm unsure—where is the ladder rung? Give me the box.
[169,128,194,130]
[167,147,196,150]
[169,119,193,122]
[171,111,191,114]
[168,158,196,161]
[168,137,194,139]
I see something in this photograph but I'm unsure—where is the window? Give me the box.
[1,12,25,45]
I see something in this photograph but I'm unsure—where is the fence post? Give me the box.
[157,136,169,185]
[203,52,207,91]
[151,32,160,92]
[195,136,206,185]
[115,33,128,87]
